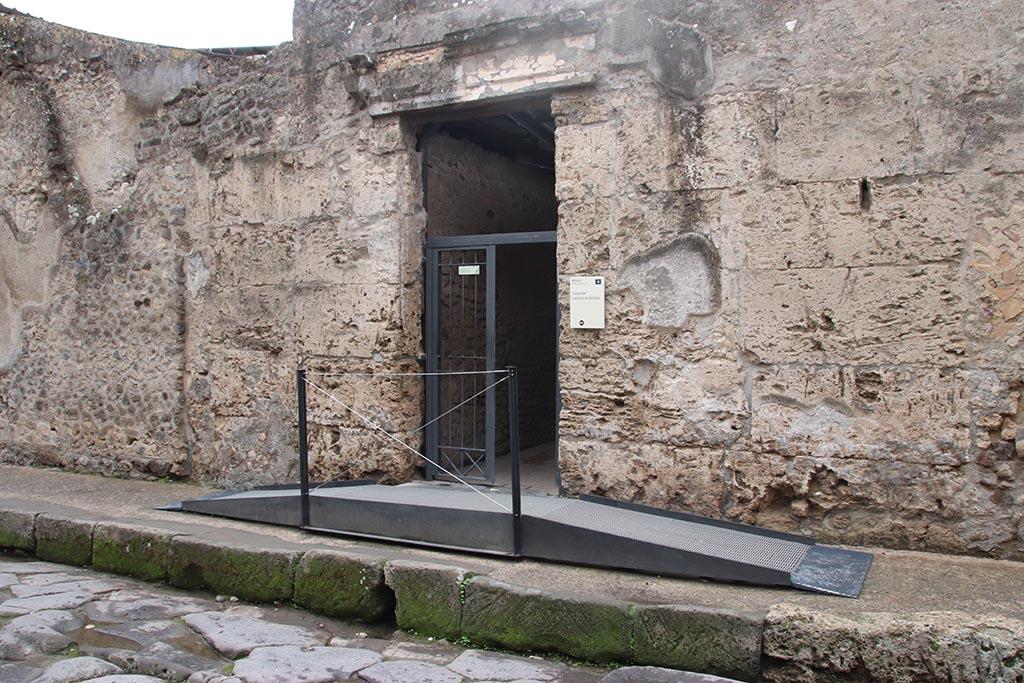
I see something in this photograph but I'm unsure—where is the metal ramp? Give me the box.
[168,481,873,598]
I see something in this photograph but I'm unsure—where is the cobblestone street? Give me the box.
[0,557,715,683]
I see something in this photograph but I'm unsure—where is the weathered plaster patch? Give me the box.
[616,234,721,328]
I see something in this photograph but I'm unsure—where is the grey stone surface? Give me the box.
[9,579,125,598]
[182,611,324,658]
[33,656,123,683]
[360,659,462,683]
[381,641,460,664]
[448,650,566,681]
[600,668,743,683]
[105,641,220,682]
[85,593,217,622]
[0,662,39,683]
[0,612,78,659]
[631,604,763,681]
[231,645,381,683]
[0,590,95,614]
[79,677,168,683]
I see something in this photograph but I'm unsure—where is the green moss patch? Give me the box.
[462,576,632,664]
[35,514,94,567]
[383,560,469,640]
[294,549,394,622]
[92,522,172,581]
[167,536,297,603]
[0,510,36,552]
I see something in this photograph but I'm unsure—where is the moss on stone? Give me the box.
[35,514,94,567]
[294,549,394,622]
[383,560,468,640]
[92,522,171,581]
[0,510,36,552]
[166,536,296,603]
[461,575,632,664]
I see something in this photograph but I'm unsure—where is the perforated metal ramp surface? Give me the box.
[537,498,811,573]
[171,482,872,597]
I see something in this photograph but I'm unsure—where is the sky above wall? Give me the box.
[7,0,294,49]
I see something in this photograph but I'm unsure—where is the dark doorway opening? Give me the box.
[418,101,559,494]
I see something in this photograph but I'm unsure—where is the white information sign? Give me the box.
[569,276,605,329]
[458,265,480,276]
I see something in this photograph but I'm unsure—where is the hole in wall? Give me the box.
[859,177,872,211]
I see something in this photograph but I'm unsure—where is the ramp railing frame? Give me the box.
[296,365,525,557]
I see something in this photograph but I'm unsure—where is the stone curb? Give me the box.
[0,503,763,679]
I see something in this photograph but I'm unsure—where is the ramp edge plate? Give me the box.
[791,544,874,598]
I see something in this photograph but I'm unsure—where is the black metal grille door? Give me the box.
[425,246,496,482]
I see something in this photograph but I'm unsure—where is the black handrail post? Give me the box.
[506,366,523,556]
[297,367,310,528]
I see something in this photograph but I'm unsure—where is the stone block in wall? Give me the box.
[207,349,294,419]
[556,198,614,272]
[92,522,173,581]
[166,537,296,603]
[205,404,298,488]
[555,121,617,202]
[558,439,724,518]
[749,365,971,465]
[293,284,419,359]
[737,264,966,365]
[632,604,764,682]
[209,223,298,289]
[721,451,1022,557]
[192,285,295,354]
[292,219,408,288]
[462,576,631,663]
[211,149,342,224]
[671,90,778,191]
[775,84,929,182]
[35,515,94,567]
[763,604,1024,683]
[0,510,36,552]
[351,150,419,220]
[713,175,970,271]
[917,64,1024,174]
[293,550,394,622]
[383,560,468,641]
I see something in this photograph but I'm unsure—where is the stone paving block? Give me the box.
[360,659,462,683]
[33,656,123,683]
[166,536,297,603]
[10,578,125,598]
[0,509,37,552]
[85,592,216,623]
[448,649,566,681]
[462,576,631,663]
[631,605,763,682]
[293,549,394,622]
[79,676,167,683]
[600,667,743,683]
[383,560,470,641]
[35,514,95,567]
[182,610,323,658]
[232,645,381,683]
[0,662,40,682]
[0,613,76,659]
[106,641,224,682]
[0,590,96,615]
[92,522,173,581]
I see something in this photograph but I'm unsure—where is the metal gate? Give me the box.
[424,244,496,482]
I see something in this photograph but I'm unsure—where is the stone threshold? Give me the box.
[2,502,1023,682]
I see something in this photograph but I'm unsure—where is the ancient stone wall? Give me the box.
[1,0,1023,560]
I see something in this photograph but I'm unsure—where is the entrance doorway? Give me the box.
[418,102,559,493]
